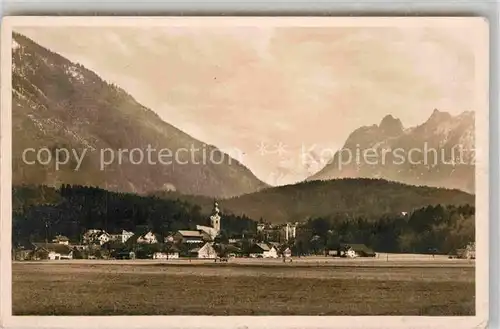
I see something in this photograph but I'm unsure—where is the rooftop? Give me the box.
[52,235,69,241]
[177,230,204,238]
[32,242,72,254]
[255,243,271,251]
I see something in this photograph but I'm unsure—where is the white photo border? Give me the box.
[0,13,494,329]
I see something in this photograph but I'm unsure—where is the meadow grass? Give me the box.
[12,262,475,315]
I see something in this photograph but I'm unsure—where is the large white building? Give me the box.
[284,222,298,241]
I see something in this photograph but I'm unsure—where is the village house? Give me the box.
[283,247,292,258]
[83,229,100,243]
[14,248,33,261]
[456,242,475,259]
[83,229,111,246]
[51,235,70,245]
[257,222,267,232]
[109,229,134,244]
[190,242,218,259]
[95,232,111,246]
[136,231,159,244]
[339,243,376,258]
[264,245,279,258]
[328,249,340,257]
[249,243,279,258]
[122,230,133,243]
[151,244,180,259]
[32,243,73,260]
[465,242,476,259]
[153,251,180,259]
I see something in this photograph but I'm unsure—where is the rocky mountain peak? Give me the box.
[308,109,475,193]
[426,109,453,124]
[379,114,404,136]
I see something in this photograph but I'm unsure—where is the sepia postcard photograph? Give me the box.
[0,16,490,329]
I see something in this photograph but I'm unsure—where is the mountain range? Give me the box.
[12,32,475,201]
[308,110,475,193]
[12,32,267,198]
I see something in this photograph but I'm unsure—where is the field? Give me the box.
[12,256,475,316]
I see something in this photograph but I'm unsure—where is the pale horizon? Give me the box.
[15,25,478,185]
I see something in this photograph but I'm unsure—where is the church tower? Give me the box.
[210,201,221,232]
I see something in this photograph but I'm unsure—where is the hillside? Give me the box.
[155,178,475,224]
[308,110,475,193]
[12,32,267,198]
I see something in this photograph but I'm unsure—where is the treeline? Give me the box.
[293,204,475,255]
[12,185,475,254]
[12,184,256,246]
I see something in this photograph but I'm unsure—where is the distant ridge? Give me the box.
[154,178,475,224]
[308,110,475,193]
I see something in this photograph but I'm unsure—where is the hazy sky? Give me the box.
[16,24,480,185]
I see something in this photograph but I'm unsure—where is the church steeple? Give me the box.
[213,201,220,215]
[210,200,221,232]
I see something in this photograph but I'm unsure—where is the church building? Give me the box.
[195,201,222,241]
